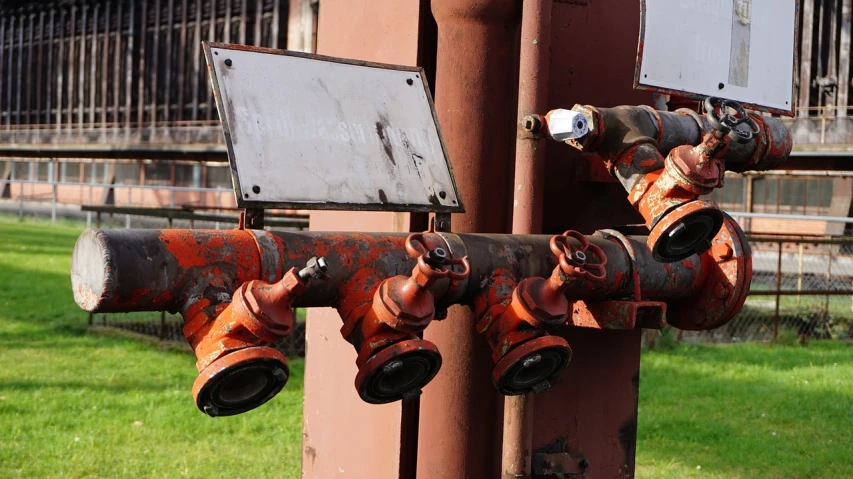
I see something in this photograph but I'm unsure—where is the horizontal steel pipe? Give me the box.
[72,228,707,315]
[582,105,792,173]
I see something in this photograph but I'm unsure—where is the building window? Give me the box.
[144,163,173,186]
[206,165,233,189]
[174,164,200,187]
[116,163,141,185]
[62,162,82,183]
[12,162,31,181]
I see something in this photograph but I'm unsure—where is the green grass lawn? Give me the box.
[0,216,303,478]
[1,215,852,478]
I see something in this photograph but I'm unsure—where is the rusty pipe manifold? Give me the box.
[71,221,749,415]
[544,100,791,263]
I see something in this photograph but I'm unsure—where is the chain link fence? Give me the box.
[679,234,853,344]
[90,310,307,358]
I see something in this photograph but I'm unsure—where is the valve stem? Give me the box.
[425,247,449,268]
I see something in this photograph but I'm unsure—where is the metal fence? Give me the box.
[679,234,853,344]
[89,310,307,357]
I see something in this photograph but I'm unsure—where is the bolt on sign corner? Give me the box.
[635,0,797,116]
[203,42,464,213]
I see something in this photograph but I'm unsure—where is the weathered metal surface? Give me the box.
[636,0,797,115]
[71,228,717,317]
[667,215,753,330]
[556,101,791,263]
[571,300,667,330]
[186,263,319,417]
[341,233,469,404]
[419,1,521,477]
[303,3,426,475]
[204,42,463,213]
[69,221,747,420]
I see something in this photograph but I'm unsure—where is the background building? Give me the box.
[0,0,318,222]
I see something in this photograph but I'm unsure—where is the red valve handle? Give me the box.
[549,230,608,281]
[406,233,471,281]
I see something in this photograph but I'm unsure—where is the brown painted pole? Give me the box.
[419,1,520,478]
[504,0,552,477]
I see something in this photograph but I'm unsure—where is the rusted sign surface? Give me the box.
[204,42,464,212]
[635,0,797,115]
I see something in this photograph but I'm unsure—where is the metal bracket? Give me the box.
[244,207,265,230]
[432,212,452,233]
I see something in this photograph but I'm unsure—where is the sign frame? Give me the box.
[203,41,465,213]
[634,0,799,117]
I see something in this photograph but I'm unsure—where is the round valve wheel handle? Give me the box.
[549,230,608,281]
[406,233,471,281]
[704,97,760,143]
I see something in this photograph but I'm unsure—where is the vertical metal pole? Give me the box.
[50,159,57,223]
[797,243,805,306]
[239,0,247,45]
[46,9,54,130]
[838,0,852,116]
[205,0,215,120]
[164,0,174,127]
[18,186,23,221]
[271,0,280,49]
[150,0,160,134]
[89,6,98,130]
[15,11,23,127]
[254,0,262,46]
[177,0,188,122]
[6,16,14,131]
[745,175,754,232]
[137,0,147,128]
[160,311,166,339]
[826,0,839,117]
[419,2,519,478]
[0,18,5,129]
[826,238,833,312]
[191,0,201,121]
[25,12,34,127]
[113,1,122,132]
[36,12,44,126]
[800,0,815,117]
[504,1,552,477]
[101,3,109,128]
[77,5,87,131]
[67,7,76,131]
[775,241,783,338]
[125,0,135,134]
[225,0,232,43]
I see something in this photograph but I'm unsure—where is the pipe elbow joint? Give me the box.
[184,264,319,418]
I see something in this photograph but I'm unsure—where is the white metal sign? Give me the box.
[635,0,797,116]
[203,42,463,212]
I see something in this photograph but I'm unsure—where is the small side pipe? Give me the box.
[506,0,553,477]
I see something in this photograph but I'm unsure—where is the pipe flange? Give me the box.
[492,335,572,396]
[648,200,724,263]
[354,339,442,404]
[193,346,289,417]
[666,215,751,330]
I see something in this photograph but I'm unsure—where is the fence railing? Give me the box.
[679,234,853,343]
